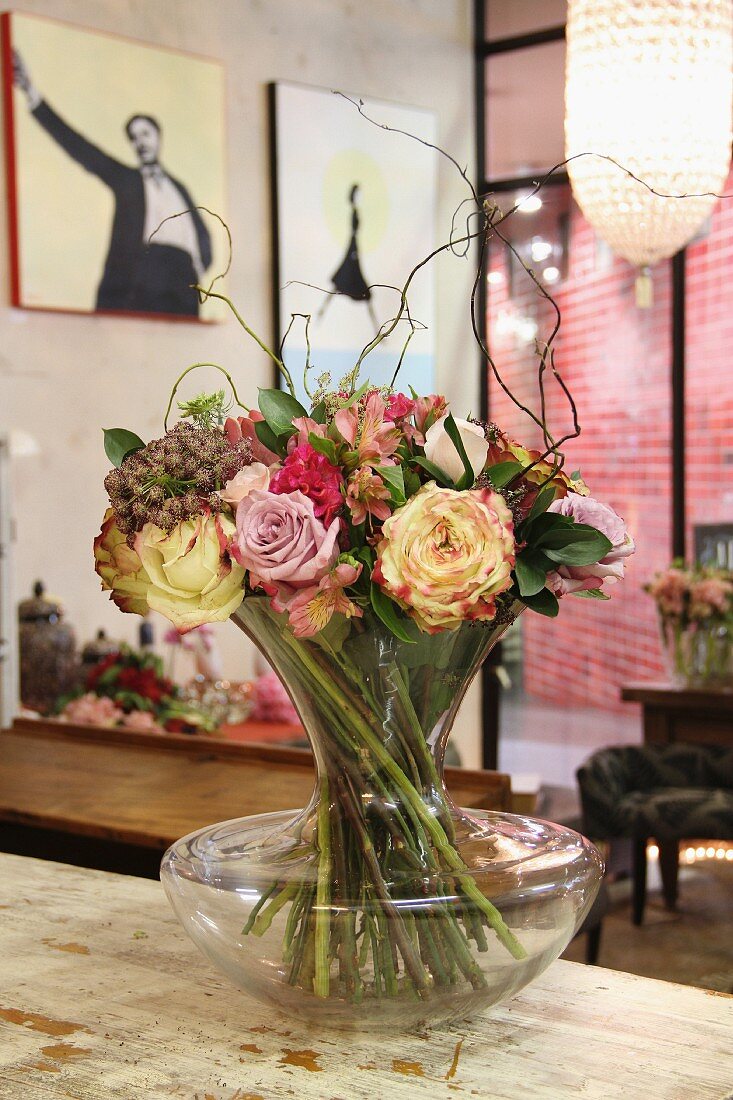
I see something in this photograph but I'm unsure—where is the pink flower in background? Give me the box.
[286,561,363,637]
[233,489,340,605]
[335,393,401,466]
[345,466,392,525]
[646,568,688,617]
[225,411,280,465]
[61,693,123,727]
[689,576,733,620]
[251,671,301,725]
[121,710,164,733]
[270,444,344,526]
[545,496,635,597]
[219,461,273,508]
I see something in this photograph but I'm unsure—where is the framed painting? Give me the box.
[1,11,226,321]
[270,82,437,400]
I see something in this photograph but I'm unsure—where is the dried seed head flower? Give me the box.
[104,421,252,542]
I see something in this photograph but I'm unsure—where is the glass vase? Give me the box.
[660,616,733,688]
[161,599,602,1030]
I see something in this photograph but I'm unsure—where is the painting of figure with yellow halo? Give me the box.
[270,83,437,401]
[2,12,225,320]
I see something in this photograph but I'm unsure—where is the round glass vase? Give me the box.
[660,615,733,688]
[161,599,602,1031]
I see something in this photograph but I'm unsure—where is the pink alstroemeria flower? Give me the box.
[286,562,363,638]
[225,411,280,465]
[346,466,392,526]
[334,393,401,467]
[287,416,328,453]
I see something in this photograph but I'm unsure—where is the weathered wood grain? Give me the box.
[1,854,731,1098]
[0,722,510,849]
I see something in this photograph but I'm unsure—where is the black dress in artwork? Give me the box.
[330,185,371,301]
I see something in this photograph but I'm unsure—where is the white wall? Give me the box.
[0,0,483,765]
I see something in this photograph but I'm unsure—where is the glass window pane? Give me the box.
[486,183,670,782]
[485,42,566,181]
[685,166,733,566]
[486,0,567,41]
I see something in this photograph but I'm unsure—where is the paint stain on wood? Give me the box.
[357,1062,377,1071]
[446,1038,465,1080]
[240,1043,263,1054]
[705,989,733,998]
[249,1023,277,1034]
[41,938,90,955]
[279,1048,324,1072]
[392,1058,425,1077]
[0,1007,86,1037]
[24,1061,61,1074]
[40,1043,92,1062]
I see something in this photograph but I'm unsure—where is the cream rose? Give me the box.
[94,508,151,616]
[135,510,245,632]
[375,482,515,633]
[424,415,489,484]
[218,462,273,508]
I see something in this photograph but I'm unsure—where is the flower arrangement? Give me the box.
[92,111,634,1015]
[645,563,733,685]
[56,646,214,733]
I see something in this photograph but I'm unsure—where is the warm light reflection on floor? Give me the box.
[647,841,733,865]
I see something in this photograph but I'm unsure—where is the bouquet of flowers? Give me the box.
[645,562,733,685]
[56,646,214,734]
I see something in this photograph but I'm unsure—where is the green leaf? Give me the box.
[308,432,339,465]
[377,464,406,505]
[412,456,455,488]
[254,419,283,456]
[403,467,421,498]
[443,413,475,490]
[573,587,611,600]
[103,428,145,467]
[527,484,557,522]
[342,380,370,408]
[310,400,327,424]
[487,461,523,489]
[570,470,582,481]
[542,525,613,566]
[519,587,560,617]
[258,388,308,437]
[370,583,417,644]
[515,553,549,597]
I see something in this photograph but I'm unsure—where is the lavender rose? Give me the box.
[546,495,635,596]
[233,489,340,606]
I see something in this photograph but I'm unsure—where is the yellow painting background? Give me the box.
[11,12,226,318]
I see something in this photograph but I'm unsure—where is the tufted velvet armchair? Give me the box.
[576,743,733,924]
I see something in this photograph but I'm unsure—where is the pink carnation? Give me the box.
[121,710,165,733]
[270,443,344,526]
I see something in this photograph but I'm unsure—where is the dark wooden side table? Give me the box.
[621,682,733,746]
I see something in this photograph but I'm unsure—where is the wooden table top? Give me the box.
[622,682,733,709]
[1,854,731,1098]
[0,720,510,849]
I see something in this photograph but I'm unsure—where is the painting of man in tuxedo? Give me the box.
[12,50,210,317]
[3,13,225,319]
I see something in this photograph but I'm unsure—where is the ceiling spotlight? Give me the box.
[487,270,505,285]
[543,266,560,284]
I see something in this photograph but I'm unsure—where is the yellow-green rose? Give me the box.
[135,509,245,632]
[374,482,515,633]
[93,508,151,616]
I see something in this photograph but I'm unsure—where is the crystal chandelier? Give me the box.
[564,0,732,295]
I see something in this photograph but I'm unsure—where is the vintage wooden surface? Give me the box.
[621,682,733,748]
[1,854,732,1099]
[0,722,510,849]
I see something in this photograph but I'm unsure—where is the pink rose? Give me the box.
[219,462,274,508]
[546,495,635,596]
[233,489,340,605]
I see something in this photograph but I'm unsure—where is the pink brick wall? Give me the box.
[486,187,708,711]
